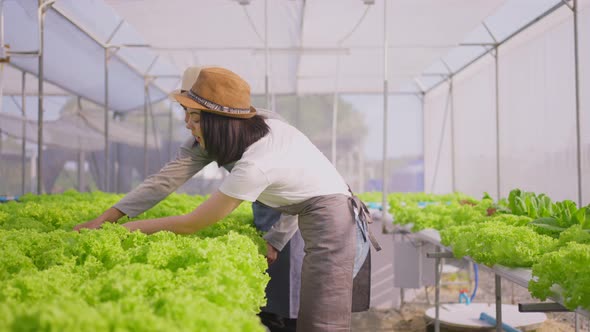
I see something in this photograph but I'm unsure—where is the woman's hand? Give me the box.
[266,242,279,265]
[73,207,125,232]
[73,218,105,231]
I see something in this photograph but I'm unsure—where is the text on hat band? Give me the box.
[187,90,251,115]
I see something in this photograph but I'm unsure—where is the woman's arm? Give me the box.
[73,139,213,232]
[122,190,243,234]
[113,138,212,218]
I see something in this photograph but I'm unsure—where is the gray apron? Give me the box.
[269,193,374,332]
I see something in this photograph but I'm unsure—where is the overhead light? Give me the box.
[237,0,251,5]
[362,0,375,5]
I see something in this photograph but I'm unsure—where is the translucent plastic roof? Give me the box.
[1,0,570,101]
[104,0,508,95]
[415,0,564,93]
[2,0,178,111]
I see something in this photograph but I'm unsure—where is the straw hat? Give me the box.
[168,66,202,100]
[171,67,256,119]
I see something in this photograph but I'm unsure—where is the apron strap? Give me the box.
[349,194,382,252]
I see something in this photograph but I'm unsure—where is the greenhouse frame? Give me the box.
[0,0,589,331]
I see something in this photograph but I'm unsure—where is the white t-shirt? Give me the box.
[219,119,350,208]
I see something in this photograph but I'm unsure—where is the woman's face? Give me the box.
[184,108,205,148]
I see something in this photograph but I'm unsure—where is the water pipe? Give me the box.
[479,312,521,332]
[458,289,471,305]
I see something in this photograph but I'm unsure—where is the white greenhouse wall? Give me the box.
[498,6,577,202]
[580,0,590,205]
[452,55,499,200]
[425,5,589,202]
[424,81,453,194]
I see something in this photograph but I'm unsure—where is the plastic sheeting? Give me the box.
[0,98,160,151]
[339,94,423,193]
[2,0,175,111]
[105,0,506,94]
[498,6,577,202]
[2,95,68,121]
[416,0,564,95]
[1,66,66,96]
[0,112,105,151]
[424,3,588,204]
[452,55,498,200]
[424,81,453,194]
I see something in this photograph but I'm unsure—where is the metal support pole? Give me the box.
[21,71,27,195]
[168,102,174,159]
[449,79,456,192]
[495,274,502,332]
[0,1,4,160]
[146,87,160,158]
[494,48,501,200]
[0,63,4,160]
[573,0,582,206]
[104,48,110,192]
[331,89,339,166]
[481,23,502,201]
[143,84,148,179]
[331,53,341,166]
[114,118,119,193]
[434,247,441,332]
[77,150,85,192]
[420,95,426,192]
[140,54,159,181]
[36,0,45,195]
[102,20,124,192]
[439,61,456,193]
[0,0,4,55]
[576,312,580,332]
[76,97,85,192]
[264,0,270,110]
[381,0,389,230]
[430,83,452,193]
[426,251,455,331]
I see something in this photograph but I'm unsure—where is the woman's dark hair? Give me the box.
[200,112,270,166]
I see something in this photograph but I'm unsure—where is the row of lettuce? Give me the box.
[3,189,587,329]
[364,190,589,312]
[0,190,269,332]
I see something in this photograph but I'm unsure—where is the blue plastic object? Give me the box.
[479,312,521,332]
[366,202,382,210]
[458,291,471,305]
[417,201,429,208]
[416,201,453,208]
[0,196,19,203]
